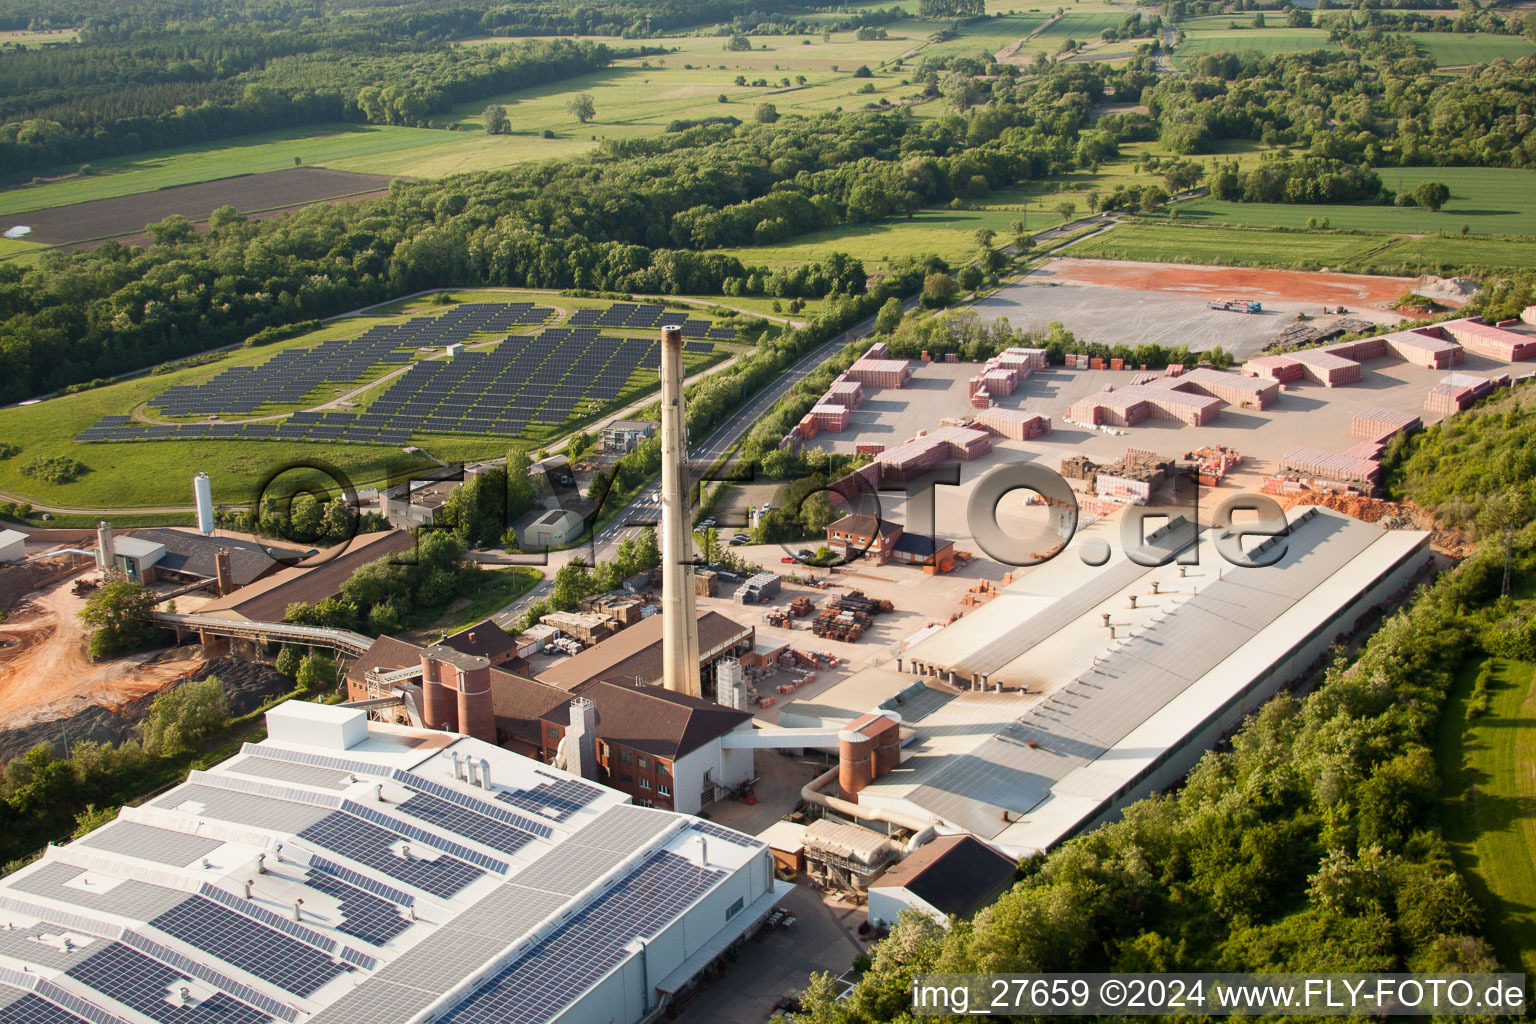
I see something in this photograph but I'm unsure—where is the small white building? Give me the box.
[0,528,25,563]
[523,507,584,548]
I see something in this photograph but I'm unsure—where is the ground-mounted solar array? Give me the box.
[568,301,738,341]
[144,303,554,417]
[74,302,724,445]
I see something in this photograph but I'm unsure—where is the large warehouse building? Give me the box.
[0,702,780,1024]
[781,507,1430,857]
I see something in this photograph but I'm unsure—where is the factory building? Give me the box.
[347,627,756,814]
[782,507,1430,858]
[196,530,417,622]
[535,611,754,695]
[0,701,780,1024]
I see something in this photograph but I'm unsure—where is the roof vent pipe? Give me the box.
[401,845,412,862]
[242,880,253,899]
[179,988,191,1004]
[1151,581,1160,594]
[1128,595,1137,609]
[1179,566,1187,578]
[291,899,303,922]
[479,758,492,790]
[451,751,464,781]
[256,855,267,875]
[1101,613,1111,628]
[374,783,385,802]
[466,758,480,787]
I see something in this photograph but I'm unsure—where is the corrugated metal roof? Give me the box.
[890,510,1395,838]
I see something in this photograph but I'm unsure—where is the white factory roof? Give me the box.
[0,702,772,1024]
[852,508,1429,854]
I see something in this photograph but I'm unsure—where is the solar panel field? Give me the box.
[0,292,741,508]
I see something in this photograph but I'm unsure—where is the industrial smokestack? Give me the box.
[659,323,702,698]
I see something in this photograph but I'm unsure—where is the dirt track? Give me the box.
[1043,257,1416,307]
[0,571,201,733]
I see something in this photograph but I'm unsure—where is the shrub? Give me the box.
[20,455,86,484]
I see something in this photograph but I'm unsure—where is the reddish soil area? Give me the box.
[0,569,201,732]
[10,167,392,246]
[1046,257,1416,309]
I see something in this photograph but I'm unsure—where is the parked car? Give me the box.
[698,517,717,529]
[729,536,748,546]
[795,549,815,560]
[780,556,797,564]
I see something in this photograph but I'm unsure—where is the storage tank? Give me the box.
[194,472,215,536]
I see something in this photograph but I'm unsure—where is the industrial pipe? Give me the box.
[801,766,940,852]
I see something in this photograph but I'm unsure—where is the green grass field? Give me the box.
[1067,219,1536,274]
[1413,31,1536,65]
[445,31,920,140]
[1367,234,1536,274]
[716,204,1068,270]
[1436,656,1536,978]
[1164,167,1536,236]
[0,124,585,216]
[1173,27,1340,67]
[1064,221,1393,268]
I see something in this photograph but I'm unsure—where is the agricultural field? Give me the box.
[715,204,1068,270]
[0,124,563,217]
[1412,31,1536,66]
[1064,221,1396,268]
[1437,657,1536,979]
[5,168,391,249]
[1367,234,1536,274]
[0,290,744,509]
[1165,167,1536,237]
[1172,27,1340,66]
[0,27,78,47]
[446,31,920,139]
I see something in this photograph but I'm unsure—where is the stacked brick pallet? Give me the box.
[1279,446,1381,488]
[970,386,991,410]
[972,407,1051,440]
[1167,368,1278,409]
[1424,371,1502,415]
[1380,327,1464,369]
[998,347,1048,371]
[1351,406,1421,441]
[875,425,991,481]
[845,352,912,389]
[1069,383,1222,427]
[1439,317,1536,361]
[808,403,850,431]
[824,378,866,409]
[1241,355,1305,383]
[1291,348,1362,387]
[982,366,1020,396]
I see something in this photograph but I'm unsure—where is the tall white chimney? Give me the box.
[659,324,702,697]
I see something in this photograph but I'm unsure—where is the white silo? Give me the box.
[194,472,215,536]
